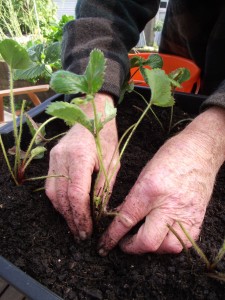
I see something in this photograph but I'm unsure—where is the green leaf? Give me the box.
[46,101,93,133]
[145,54,163,69]
[44,42,61,64]
[118,81,134,104]
[84,49,106,94]
[50,70,87,94]
[129,56,145,68]
[28,44,44,62]
[25,113,46,145]
[30,146,47,159]
[0,39,33,69]
[14,64,46,80]
[141,68,174,107]
[50,49,106,96]
[169,67,191,84]
[95,113,103,132]
[102,100,117,125]
[129,54,163,69]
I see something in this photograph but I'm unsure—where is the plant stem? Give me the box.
[22,116,57,173]
[45,132,66,142]
[24,174,70,182]
[91,98,111,219]
[168,105,174,133]
[119,101,152,162]
[108,123,136,184]
[0,135,18,185]
[210,239,225,270]
[9,66,20,175]
[133,89,164,131]
[178,221,210,269]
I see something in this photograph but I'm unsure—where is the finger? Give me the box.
[98,179,153,256]
[68,156,95,240]
[119,209,174,254]
[157,221,201,254]
[45,157,78,236]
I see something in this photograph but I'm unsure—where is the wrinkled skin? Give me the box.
[46,93,225,254]
[45,94,120,240]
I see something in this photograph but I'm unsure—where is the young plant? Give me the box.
[14,41,62,83]
[120,53,191,132]
[0,39,63,185]
[46,49,116,221]
[168,221,225,282]
[47,50,190,222]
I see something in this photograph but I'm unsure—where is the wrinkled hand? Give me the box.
[45,93,119,240]
[98,107,225,255]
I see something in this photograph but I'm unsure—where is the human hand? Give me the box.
[98,107,225,255]
[45,93,119,240]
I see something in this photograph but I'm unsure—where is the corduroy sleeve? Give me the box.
[61,0,160,99]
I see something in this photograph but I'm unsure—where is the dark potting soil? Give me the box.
[1,91,225,300]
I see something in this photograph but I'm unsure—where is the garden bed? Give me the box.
[0,88,225,299]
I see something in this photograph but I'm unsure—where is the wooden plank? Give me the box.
[0,285,26,300]
[0,277,8,294]
[0,85,50,96]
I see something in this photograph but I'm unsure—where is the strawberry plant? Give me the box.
[47,50,190,222]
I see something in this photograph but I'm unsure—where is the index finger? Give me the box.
[98,179,153,256]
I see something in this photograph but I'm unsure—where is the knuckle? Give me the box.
[118,212,138,229]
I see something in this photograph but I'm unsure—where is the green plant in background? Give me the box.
[46,50,189,222]
[0,0,57,39]
[153,20,164,32]
[0,39,64,185]
[168,221,225,282]
[14,41,62,83]
[44,14,75,42]
[120,53,191,132]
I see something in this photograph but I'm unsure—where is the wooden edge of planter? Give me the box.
[0,256,63,300]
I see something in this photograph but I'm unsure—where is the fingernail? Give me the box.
[79,231,87,240]
[98,248,108,257]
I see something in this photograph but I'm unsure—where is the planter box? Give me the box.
[0,87,225,299]
[0,256,63,300]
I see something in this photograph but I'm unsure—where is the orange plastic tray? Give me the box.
[129,53,201,94]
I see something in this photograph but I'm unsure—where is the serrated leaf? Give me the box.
[84,49,106,94]
[25,113,46,145]
[44,42,61,64]
[31,146,47,159]
[0,39,33,69]
[28,44,44,62]
[102,100,117,125]
[129,56,145,68]
[145,54,163,69]
[14,64,46,80]
[141,68,174,107]
[46,101,93,132]
[50,70,87,94]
